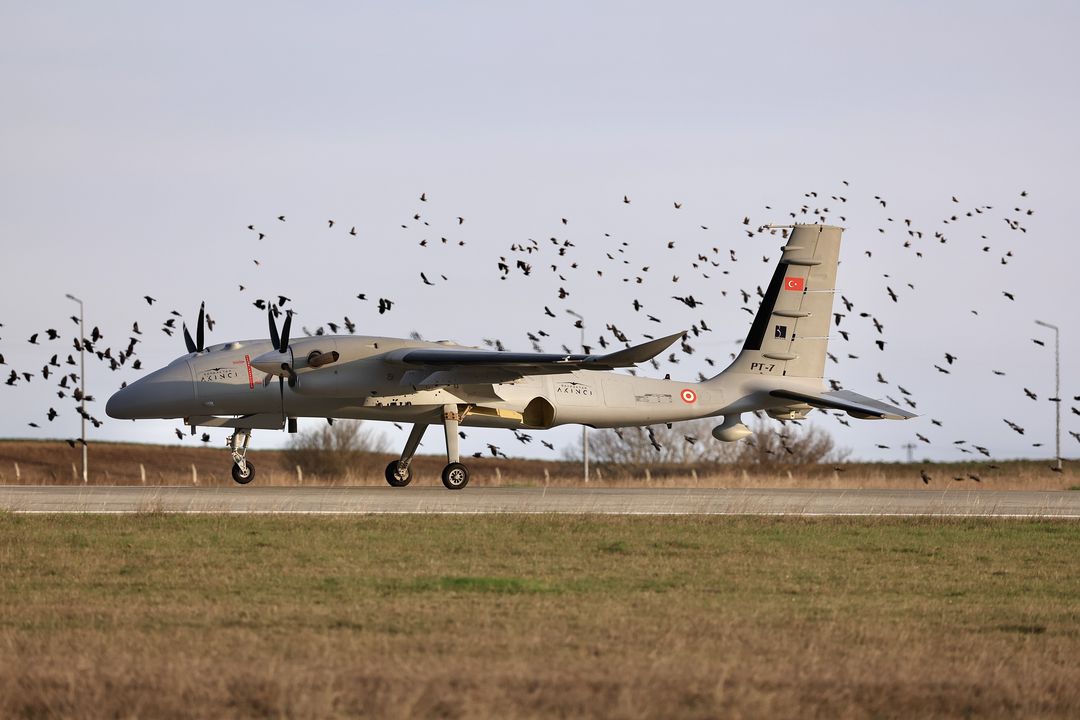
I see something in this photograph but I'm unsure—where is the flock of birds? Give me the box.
[2,182,1076,483]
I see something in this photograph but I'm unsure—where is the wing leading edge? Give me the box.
[392,331,685,386]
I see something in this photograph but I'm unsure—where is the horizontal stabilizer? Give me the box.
[769,388,916,420]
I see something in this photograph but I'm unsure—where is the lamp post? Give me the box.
[1034,319,1061,471]
[565,309,588,482]
[65,294,87,483]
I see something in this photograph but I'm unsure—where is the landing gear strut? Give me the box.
[387,405,471,490]
[385,423,427,487]
[440,404,469,490]
[229,429,255,485]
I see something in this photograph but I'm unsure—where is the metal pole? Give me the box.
[1035,320,1061,471]
[566,309,589,482]
[66,294,87,483]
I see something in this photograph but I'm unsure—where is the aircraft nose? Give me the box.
[106,361,196,419]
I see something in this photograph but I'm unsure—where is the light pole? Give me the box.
[65,294,87,483]
[1034,320,1061,471]
[566,309,588,482]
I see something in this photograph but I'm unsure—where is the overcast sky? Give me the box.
[1,2,1077,464]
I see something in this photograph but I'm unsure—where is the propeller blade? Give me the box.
[182,323,196,354]
[279,310,292,353]
[281,362,297,388]
[196,302,205,351]
[268,308,279,349]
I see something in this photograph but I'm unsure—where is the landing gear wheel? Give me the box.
[441,462,469,490]
[385,460,412,487]
[232,461,255,485]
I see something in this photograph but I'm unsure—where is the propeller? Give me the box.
[266,307,297,391]
[182,302,206,353]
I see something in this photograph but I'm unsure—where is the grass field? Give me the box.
[1,515,1079,718]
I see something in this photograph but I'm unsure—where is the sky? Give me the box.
[1,1,1077,465]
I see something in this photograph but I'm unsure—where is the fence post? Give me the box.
[691,468,698,482]
[543,467,550,486]
[191,464,198,486]
[495,466,502,485]
[14,463,20,482]
[140,463,146,485]
[644,467,651,483]
[296,465,303,485]
[596,467,603,481]
[72,463,78,481]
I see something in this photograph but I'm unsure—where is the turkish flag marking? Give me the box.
[784,276,805,291]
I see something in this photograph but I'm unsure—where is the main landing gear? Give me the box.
[229,429,255,484]
[385,404,470,490]
[223,408,471,489]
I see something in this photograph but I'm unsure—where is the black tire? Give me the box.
[385,460,412,487]
[441,462,469,490]
[232,461,255,485]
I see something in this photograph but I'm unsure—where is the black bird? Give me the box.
[1003,291,1015,300]
[421,272,435,286]
[944,353,957,365]
[1023,388,1037,401]
[920,469,931,484]
[1003,419,1025,435]
[144,296,156,305]
[200,432,211,443]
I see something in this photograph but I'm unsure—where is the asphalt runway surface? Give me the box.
[2,485,1080,517]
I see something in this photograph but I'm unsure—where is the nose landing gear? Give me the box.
[229,429,255,485]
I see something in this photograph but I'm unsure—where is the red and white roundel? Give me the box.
[680,388,697,404]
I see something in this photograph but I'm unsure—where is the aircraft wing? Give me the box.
[392,331,685,386]
[769,388,917,420]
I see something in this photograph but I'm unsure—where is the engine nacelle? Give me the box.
[712,415,753,442]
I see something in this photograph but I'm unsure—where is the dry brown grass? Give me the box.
[0,439,1076,491]
[0,515,1078,718]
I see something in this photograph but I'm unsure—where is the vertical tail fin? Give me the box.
[716,224,842,380]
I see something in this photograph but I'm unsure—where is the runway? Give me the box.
[2,486,1080,517]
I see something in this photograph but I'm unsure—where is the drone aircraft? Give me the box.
[106,224,914,489]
